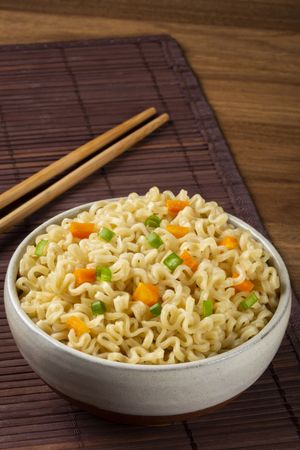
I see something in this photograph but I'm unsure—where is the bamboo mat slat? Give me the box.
[0,35,299,450]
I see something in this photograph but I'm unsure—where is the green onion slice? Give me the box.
[147,232,163,249]
[163,252,183,272]
[99,227,115,242]
[144,214,161,228]
[202,299,213,317]
[240,293,258,310]
[34,239,48,256]
[96,266,112,282]
[91,300,106,315]
[150,303,162,316]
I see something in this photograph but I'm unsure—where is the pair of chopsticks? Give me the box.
[0,108,169,233]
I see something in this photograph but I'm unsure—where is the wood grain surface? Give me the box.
[0,26,299,450]
[0,0,299,297]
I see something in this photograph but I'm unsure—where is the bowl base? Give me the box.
[53,385,237,425]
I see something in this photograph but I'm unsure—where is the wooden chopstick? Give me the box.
[0,113,169,233]
[0,107,156,210]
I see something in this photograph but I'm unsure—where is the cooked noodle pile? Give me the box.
[17,187,280,364]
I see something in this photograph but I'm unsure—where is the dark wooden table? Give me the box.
[0,3,300,450]
[0,0,299,296]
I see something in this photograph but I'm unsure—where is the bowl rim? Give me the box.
[5,200,291,372]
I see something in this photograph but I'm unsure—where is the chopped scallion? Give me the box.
[203,299,213,317]
[163,252,183,272]
[150,303,162,316]
[99,227,115,242]
[144,214,161,228]
[147,232,163,249]
[91,300,106,315]
[96,266,112,282]
[34,239,48,256]
[240,293,258,310]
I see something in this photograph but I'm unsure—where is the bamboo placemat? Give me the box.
[0,35,299,450]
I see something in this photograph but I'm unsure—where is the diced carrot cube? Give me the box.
[132,283,160,306]
[66,316,90,336]
[74,268,96,286]
[180,250,198,272]
[70,222,95,239]
[232,272,254,292]
[219,236,239,249]
[166,224,190,238]
[166,199,189,216]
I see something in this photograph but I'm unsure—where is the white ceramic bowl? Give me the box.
[4,202,291,424]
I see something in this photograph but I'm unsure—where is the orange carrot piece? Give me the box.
[166,224,190,238]
[74,268,96,286]
[70,222,95,239]
[232,272,254,292]
[166,199,189,216]
[132,282,160,306]
[180,250,198,272]
[66,316,90,336]
[219,236,239,250]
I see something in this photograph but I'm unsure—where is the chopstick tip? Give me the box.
[149,106,157,115]
[161,112,170,123]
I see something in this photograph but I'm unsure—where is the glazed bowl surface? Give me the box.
[4,201,291,422]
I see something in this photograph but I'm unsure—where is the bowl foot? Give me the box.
[52,385,236,425]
